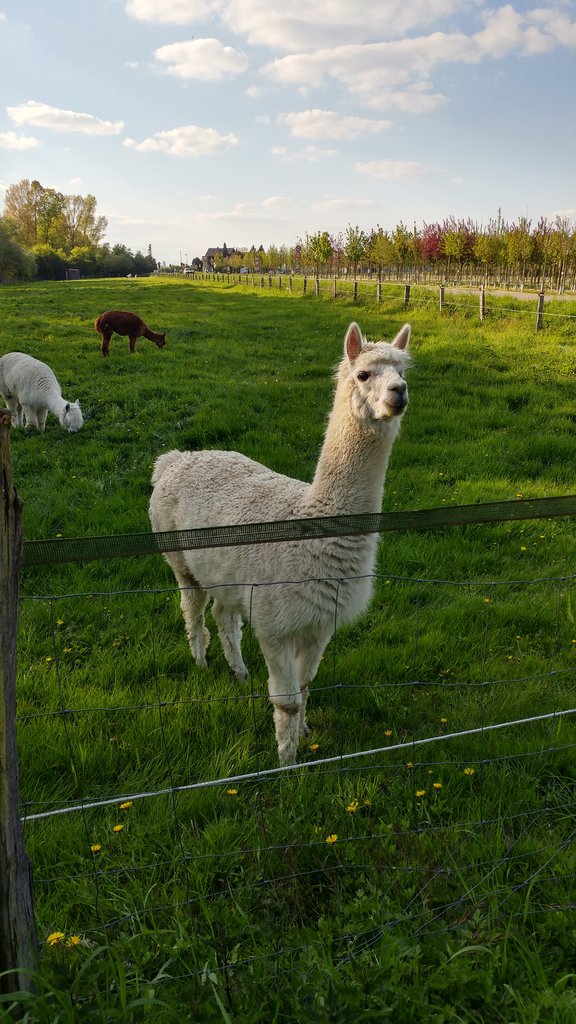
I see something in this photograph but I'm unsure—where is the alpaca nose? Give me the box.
[388,379,407,408]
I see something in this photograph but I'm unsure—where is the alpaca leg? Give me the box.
[173,573,210,666]
[36,408,48,432]
[100,329,112,356]
[129,335,137,352]
[259,637,301,765]
[294,631,332,739]
[21,405,39,430]
[4,396,21,426]
[211,599,248,680]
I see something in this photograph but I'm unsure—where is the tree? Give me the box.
[3,179,106,254]
[366,226,393,278]
[0,219,35,282]
[344,224,366,277]
[302,231,333,276]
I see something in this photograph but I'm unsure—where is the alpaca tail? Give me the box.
[151,450,184,486]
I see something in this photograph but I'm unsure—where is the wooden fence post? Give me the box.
[480,285,486,322]
[333,277,337,299]
[376,280,381,304]
[536,291,545,330]
[303,276,307,294]
[0,411,38,997]
[315,277,320,297]
[353,280,358,303]
[403,284,411,310]
[439,285,445,313]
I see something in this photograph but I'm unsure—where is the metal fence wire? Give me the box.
[15,495,576,988]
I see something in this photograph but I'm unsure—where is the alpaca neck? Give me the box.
[308,381,400,515]
[45,391,67,419]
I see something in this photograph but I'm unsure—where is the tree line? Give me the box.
[217,217,576,292]
[2,178,575,291]
[0,179,157,282]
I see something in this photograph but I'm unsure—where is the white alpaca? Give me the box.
[149,321,410,765]
[0,352,83,433]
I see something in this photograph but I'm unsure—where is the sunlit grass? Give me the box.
[2,277,576,1021]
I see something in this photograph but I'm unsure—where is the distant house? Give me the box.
[202,246,242,271]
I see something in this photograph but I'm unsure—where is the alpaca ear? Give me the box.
[345,322,363,362]
[393,323,411,350]
[65,402,70,412]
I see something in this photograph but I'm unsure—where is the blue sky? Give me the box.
[0,0,574,265]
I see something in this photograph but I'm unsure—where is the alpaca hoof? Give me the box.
[300,721,312,739]
[235,666,249,682]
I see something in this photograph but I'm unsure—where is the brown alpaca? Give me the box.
[94,310,166,356]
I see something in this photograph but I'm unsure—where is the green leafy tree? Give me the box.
[366,226,393,278]
[302,231,333,275]
[344,224,366,277]
[0,217,35,281]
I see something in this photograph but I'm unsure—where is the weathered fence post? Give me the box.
[376,280,381,304]
[480,285,486,322]
[333,276,337,299]
[315,277,320,297]
[0,411,38,997]
[536,291,545,330]
[439,285,445,313]
[303,276,307,294]
[353,280,358,303]
[403,284,411,310]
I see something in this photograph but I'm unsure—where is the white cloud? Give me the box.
[125,0,213,25]
[281,109,391,140]
[355,159,429,179]
[0,130,38,150]
[123,124,239,156]
[222,0,466,51]
[7,100,123,135]
[262,7,576,107]
[154,38,248,80]
[271,144,338,162]
[314,194,374,210]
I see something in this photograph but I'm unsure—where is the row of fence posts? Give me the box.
[0,412,37,998]
[207,274,549,327]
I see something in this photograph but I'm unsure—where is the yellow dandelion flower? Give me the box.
[325,834,338,844]
[63,647,72,654]
[440,717,448,724]
[415,790,426,798]
[112,824,124,833]
[66,935,81,947]
[520,546,527,552]
[90,843,102,854]
[47,931,65,946]
[226,788,238,795]
[56,618,64,626]
[309,743,320,752]
[433,782,442,790]
[384,729,392,737]
[55,533,62,538]
[463,767,475,776]
[483,597,491,604]
[363,799,371,806]
[346,800,359,813]
[406,761,414,769]
[119,801,133,810]
[45,656,52,663]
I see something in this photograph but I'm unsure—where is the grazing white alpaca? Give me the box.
[0,352,83,433]
[149,321,410,765]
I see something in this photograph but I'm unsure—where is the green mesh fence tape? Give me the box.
[20,495,576,567]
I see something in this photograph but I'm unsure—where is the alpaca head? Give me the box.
[343,322,410,431]
[61,400,83,433]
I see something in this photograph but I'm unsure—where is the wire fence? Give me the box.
[189,273,576,329]
[16,529,576,988]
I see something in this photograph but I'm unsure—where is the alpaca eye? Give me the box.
[357,370,370,382]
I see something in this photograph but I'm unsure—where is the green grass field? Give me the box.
[2,276,576,1022]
